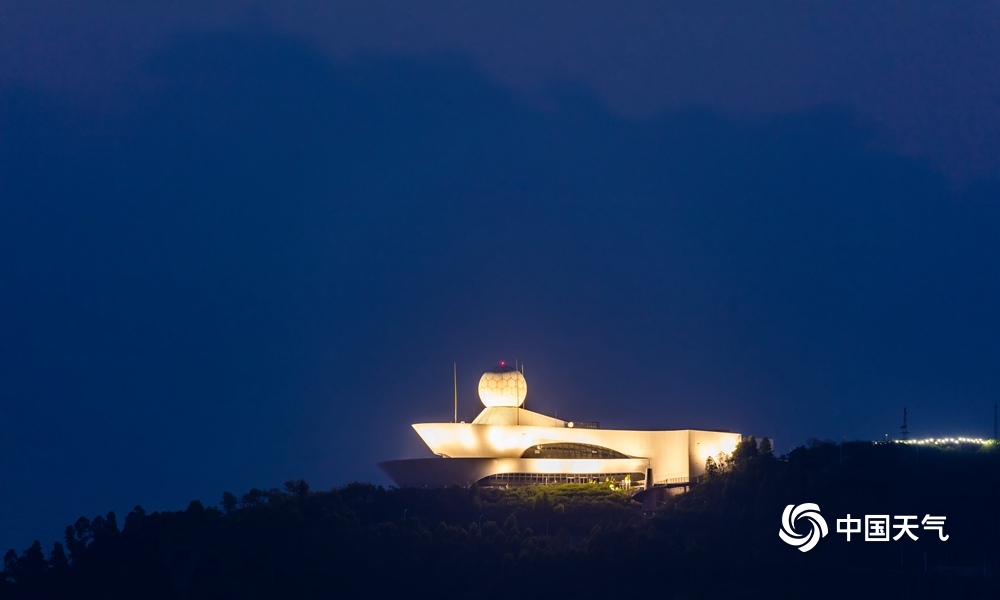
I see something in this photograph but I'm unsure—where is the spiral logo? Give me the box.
[779,503,828,552]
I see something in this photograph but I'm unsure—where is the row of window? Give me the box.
[478,472,645,486]
[520,442,630,459]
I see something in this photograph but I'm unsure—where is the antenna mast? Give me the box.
[899,406,909,441]
[453,362,458,423]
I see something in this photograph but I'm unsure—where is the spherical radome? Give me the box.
[478,370,527,407]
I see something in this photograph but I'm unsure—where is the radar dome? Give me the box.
[478,368,527,408]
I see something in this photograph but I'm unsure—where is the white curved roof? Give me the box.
[471,406,566,427]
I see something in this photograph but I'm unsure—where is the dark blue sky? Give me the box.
[1,3,998,552]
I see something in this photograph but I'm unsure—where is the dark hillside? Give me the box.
[3,441,998,599]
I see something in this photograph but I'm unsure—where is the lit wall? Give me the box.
[411,419,740,485]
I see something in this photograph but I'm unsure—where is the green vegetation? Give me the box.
[3,441,1000,598]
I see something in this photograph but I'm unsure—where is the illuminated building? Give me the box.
[379,365,741,490]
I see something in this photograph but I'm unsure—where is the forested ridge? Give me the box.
[3,439,998,599]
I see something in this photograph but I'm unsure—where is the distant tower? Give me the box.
[899,406,910,441]
[994,401,997,441]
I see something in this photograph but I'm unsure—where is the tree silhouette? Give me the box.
[64,516,92,562]
[731,435,758,468]
[48,542,68,571]
[705,455,719,478]
[3,549,17,581]
[283,479,310,499]
[240,488,266,508]
[16,541,46,581]
[221,491,238,513]
[759,437,773,457]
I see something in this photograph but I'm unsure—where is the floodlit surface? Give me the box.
[382,368,742,488]
[478,370,528,407]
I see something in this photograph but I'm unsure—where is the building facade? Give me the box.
[379,366,741,490]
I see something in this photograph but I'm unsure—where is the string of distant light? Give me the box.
[894,437,995,445]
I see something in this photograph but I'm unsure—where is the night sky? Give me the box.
[2,3,998,553]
